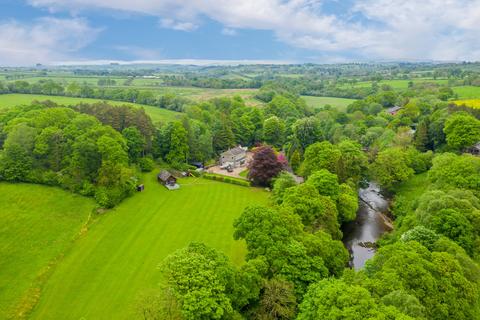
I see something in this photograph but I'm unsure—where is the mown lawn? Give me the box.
[31,175,268,319]
[0,183,95,319]
[302,95,356,111]
[0,94,182,123]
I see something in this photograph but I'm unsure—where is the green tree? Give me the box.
[122,127,146,161]
[337,139,368,184]
[289,150,301,173]
[297,279,410,320]
[444,112,480,151]
[300,141,341,177]
[371,147,414,191]
[161,243,235,320]
[380,290,426,319]
[413,120,429,152]
[337,183,359,223]
[213,117,235,153]
[166,123,188,165]
[0,123,36,181]
[305,169,340,200]
[292,117,322,150]
[233,206,329,296]
[428,153,480,192]
[364,241,480,320]
[271,172,297,204]
[282,184,341,238]
[254,278,297,320]
[263,116,286,147]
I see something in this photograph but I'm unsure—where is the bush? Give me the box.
[79,181,96,196]
[95,187,124,208]
[138,157,155,172]
[203,174,250,187]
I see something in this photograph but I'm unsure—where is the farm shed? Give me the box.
[157,170,180,190]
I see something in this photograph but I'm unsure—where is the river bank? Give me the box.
[342,183,393,270]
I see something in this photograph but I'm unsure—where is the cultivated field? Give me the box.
[0,183,95,319]
[30,175,268,319]
[0,94,182,123]
[453,99,480,109]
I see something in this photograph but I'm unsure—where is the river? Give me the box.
[342,183,393,270]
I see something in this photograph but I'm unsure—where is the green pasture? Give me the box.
[302,95,356,111]
[0,183,95,319]
[452,86,480,99]
[0,94,182,123]
[30,175,268,319]
[339,78,449,89]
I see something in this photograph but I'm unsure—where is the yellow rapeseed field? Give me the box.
[454,99,480,109]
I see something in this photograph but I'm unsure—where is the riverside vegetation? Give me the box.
[1,63,480,319]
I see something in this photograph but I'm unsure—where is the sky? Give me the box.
[1,0,480,66]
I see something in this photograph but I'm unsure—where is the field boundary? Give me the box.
[11,207,101,319]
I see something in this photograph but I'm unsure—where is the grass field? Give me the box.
[0,183,95,319]
[302,95,356,111]
[452,86,480,99]
[0,94,182,123]
[338,78,449,90]
[30,175,268,319]
[394,173,430,202]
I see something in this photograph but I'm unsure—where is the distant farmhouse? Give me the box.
[220,146,247,168]
[387,106,402,115]
[157,170,179,190]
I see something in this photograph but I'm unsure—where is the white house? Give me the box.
[220,146,247,168]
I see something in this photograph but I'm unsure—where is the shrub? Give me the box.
[138,157,155,172]
[203,174,250,187]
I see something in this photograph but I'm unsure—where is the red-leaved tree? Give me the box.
[248,145,283,186]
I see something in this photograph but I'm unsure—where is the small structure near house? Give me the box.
[220,146,247,168]
[157,170,180,190]
[190,162,204,169]
[387,106,402,115]
[468,142,480,156]
[136,184,145,192]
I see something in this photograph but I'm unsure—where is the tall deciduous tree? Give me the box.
[371,147,414,191]
[263,116,286,148]
[300,141,341,177]
[248,146,283,186]
[160,243,235,320]
[444,112,480,151]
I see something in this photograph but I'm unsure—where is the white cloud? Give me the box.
[159,18,197,31]
[27,0,480,61]
[221,28,237,36]
[0,17,100,66]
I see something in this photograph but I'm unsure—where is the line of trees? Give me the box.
[0,80,190,112]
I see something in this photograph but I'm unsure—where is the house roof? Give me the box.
[387,106,402,113]
[472,142,480,150]
[158,170,175,182]
[221,146,246,157]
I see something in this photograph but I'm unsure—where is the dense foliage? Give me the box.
[3,63,480,319]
